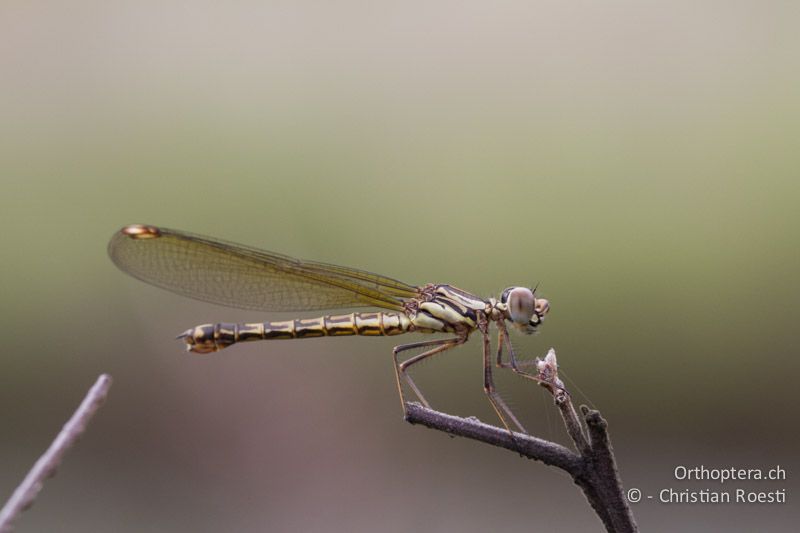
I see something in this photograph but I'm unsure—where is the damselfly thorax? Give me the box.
[109,224,551,434]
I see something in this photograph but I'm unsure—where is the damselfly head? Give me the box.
[501,286,549,334]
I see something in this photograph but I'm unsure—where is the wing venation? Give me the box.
[108,226,419,312]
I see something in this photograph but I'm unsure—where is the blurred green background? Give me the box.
[2,1,798,531]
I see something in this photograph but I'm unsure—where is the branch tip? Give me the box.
[403,349,637,533]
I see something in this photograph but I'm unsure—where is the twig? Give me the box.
[405,403,582,475]
[404,350,637,533]
[0,374,113,533]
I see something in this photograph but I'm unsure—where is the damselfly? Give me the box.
[108,224,551,433]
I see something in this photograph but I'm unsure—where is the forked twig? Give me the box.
[404,350,637,533]
[0,374,113,533]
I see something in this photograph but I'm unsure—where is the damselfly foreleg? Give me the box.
[495,321,566,395]
[495,321,537,371]
[393,335,466,412]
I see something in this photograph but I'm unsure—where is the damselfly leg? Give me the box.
[496,321,540,373]
[482,329,527,434]
[394,331,527,435]
[495,321,567,397]
[393,336,466,411]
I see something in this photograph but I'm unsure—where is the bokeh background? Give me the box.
[2,1,798,531]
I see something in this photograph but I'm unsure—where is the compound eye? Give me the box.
[506,287,535,324]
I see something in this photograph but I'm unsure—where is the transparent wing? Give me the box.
[108,225,419,312]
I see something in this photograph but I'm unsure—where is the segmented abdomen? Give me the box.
[180,312,412,353]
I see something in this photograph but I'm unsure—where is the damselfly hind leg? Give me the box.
[392,336,466,414]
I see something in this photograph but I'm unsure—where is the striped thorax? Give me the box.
[406,284,483,334]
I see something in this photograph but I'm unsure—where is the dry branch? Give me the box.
[0,374,113,533]
[404,350,637,533]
